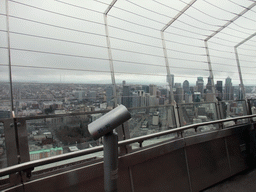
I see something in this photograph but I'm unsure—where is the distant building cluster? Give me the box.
[0,76,251,120]
[0,76,254,162]
[119,75,244,108]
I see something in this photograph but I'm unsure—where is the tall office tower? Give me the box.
[145,93,150,106]
[106,86,113,106]
[216,81,223,100]
[224,77,234,100]
[138,90,146,107]
[174,83,181,88]
[175,87,184,103]
[142,85,149,93]
[122,85,131,108]
[206,76,212,91]
[131,91,140,108]
[149,84,157,96]
[196,77,204,95]
[183,80,190,93]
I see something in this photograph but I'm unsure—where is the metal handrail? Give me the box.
[0,100,246,122]
[119,114,256,146]
[0,114,255,177]
[0,103,175,122]
[0,109,111,122]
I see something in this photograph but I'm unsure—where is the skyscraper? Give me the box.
[122,85,131,108]
[224,77,234,100]
[131,91,139,108]
[106,86,113,106]
[149,84,157,96]
[174,83,181,88]
[138,90,146,107]
[206,77,212,91]
[142,85,149,93]
[183,80,190,93]
[216,81,223,100]
[196,77,204,95]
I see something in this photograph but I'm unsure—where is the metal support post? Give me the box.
[204,40,216,98]
[104,15,117,107]
[104,0,118,108]
[161,32,174,104]
[5,0,14,114]
[234,48,245,99]
[204,2,256,101]
[104,131,118,192]
[234,32,256,100]
[160,0,196,105]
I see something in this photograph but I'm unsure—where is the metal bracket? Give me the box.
[138,141,143,148]
[23,168,34,179]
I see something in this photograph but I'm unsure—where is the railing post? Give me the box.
[104,131,118,192]
[3,119,20,184]
[88,105,131,192]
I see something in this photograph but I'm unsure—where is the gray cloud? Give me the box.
[0,0,255,86]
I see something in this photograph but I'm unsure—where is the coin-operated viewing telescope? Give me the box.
[88,105,131,192]
[88,104,131,140]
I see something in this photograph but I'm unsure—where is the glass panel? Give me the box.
[0,119,14,184]
[127,105,177,148]
[221,100,248,127]
[249,99,256,122]
[178,102,219,136]
[27,113,108,160]
[0,122,7,169]
[26,112,109,162]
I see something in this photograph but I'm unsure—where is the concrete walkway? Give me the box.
[203,169,256,192]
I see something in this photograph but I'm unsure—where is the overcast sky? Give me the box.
[0,0,256,86]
